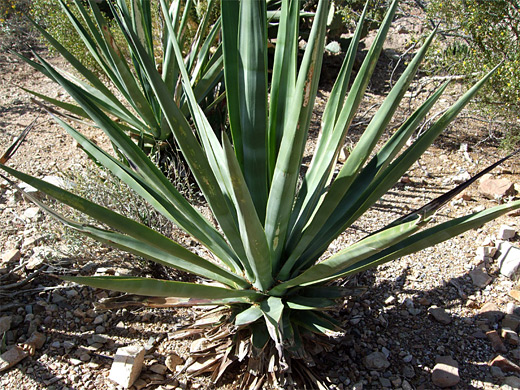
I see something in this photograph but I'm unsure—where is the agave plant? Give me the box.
[4,0,520,387]
[19,0,224,148]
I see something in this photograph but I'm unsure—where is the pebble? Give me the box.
[428,306,452,325]
[497,242,520,278]
[503,376,520,388]
[149,363,168,375]
[1,249,21,264]
[503,314,520,332]
[364,351,390,371]
[479,177,514,199]
[165,353,184,372]
[479,302,504,324]
[501,328,520,346]
[499,225,517,240]
[487,330,508,353]
[402,354,413,363]
[490,355,520,373]
[490,366,505,377]
[0,316,12,334]
[469,267,493,288]
[431,356,460,388]
[23,207,40,220]
[108,345,146,388]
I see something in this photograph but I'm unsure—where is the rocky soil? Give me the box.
[1,6,520,390]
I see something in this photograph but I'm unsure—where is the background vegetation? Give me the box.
[426,0,520,149]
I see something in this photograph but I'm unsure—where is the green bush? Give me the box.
[0,0,33,52]
[426,0,520,148]
[30,0,125,74]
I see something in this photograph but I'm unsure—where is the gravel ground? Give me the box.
[1,10,520,390]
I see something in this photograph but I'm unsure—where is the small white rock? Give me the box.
[497,242,520,278]
[108,345,146,388]
[476,246,497,260]
[23,207,40,220]
[499,225,517,241]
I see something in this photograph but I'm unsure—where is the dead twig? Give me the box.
[0,269,43,290]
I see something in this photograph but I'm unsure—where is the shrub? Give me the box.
[4,0,520,387]
[0,0,34,52]
[426,0,520,148]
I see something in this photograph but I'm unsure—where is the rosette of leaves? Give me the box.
[4,0,520,387]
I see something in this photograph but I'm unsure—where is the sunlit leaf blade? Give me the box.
[61,276,261,301]
[265,0,330,271]
[268,0,299,176]
[335,200,520,279]
[271,216,422,295]
[260,296,285,352]
[286,0,398,243]
[288,2,368,229]
[304,66,500,263]
[293,82,450,268]
[0,163,248,287]
[54,114,241,272]
[159,0,249,265]
[238,0,269,219]
[283,8,431,277]
[221,0,243,165]
[223,135,273,291]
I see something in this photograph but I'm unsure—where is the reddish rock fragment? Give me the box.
[489,355,520,373]
[487,330,508,353]
[479,178,514,199]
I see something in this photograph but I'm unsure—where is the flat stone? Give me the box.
[451,170,471,184]
[133,379,147,390]
[499,225,517,240]
[0,346,30,372]
[490,355,520,373]
[165,353,183,372]
[479,302,504,324]
[497,242,520,278]
[501,328,519,345]
[470,267,493,288]
[325,41,341,53]
[487,330,508,353]
[502,314,520,332]
[149,363,168,375]
[503,375,520,388]
[91,334,108,344]
[26,246,55,270]
[1,249,21,264]
[431,359,460,388]
[479,178,514,199]
[108,345,146,388]
[429,306,452,325]
[21,235,44,251]
[26,332,46,350]
[364,351,390,371]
